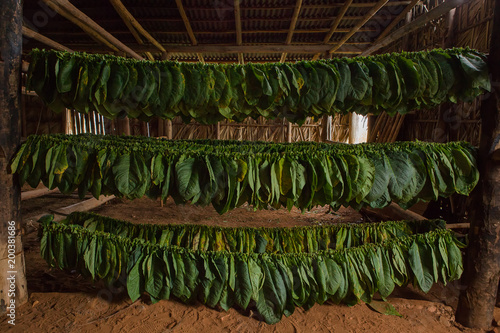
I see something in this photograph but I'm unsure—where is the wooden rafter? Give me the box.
[174,0,204,63]
[281,0,303,63]
[329,0,389,54]
[362,0,467,55]
[22,25,73,52]
[41,0,143,59]
[234,0,244,64]
[374,0,420,43]
[109,0,166,60]
[312,0,353,60]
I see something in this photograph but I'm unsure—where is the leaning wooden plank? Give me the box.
[362,202,427,221]
[51,195,115,216]
[21,187,59,200]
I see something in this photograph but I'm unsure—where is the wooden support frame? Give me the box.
[41,0,143,59]
[361,0,466,55]
[233,0,244,64]
[175,0,204,63]
[22,26,73,51]
[329,0,389,54]
[312,0,353,60]
[280,0,303,63]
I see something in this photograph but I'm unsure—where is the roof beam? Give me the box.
[46,15,392,25]
[361,0,467,55]
[109,0,166,60]
[233,0,244,64]
[22,25,73,52]
[281,0,303,63]
[42,27,380,36]
[312,0,353,60]
[373,0,420,43]
[174,0,204,63]
[69,44,364,54]
[41,0,143,59]
[329,0,389,54]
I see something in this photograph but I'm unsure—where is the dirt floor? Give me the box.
[2,193,499,333]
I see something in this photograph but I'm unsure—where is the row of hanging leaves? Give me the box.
[40,213,465,324]
[61,212,447,254]
[27,48,490,125]
[11,134,479,214]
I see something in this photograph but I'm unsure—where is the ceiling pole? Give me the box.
[312,0,353,60]
[372,0,420,44]
[109,0,167,60]
[361,0,466,55]
[41,0,143,59]
[233,0,244,64]
[328,0,389,55]
[281,0,303,63]
[174,0,204,63]
[22,26,73,52]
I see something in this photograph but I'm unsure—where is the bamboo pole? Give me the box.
[0,0,29,315]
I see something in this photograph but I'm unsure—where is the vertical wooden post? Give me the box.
[166,119,173,139]
[215,122,221,140]
[0,0,29,315]
[456,2,500,329]
[287,120,293,143]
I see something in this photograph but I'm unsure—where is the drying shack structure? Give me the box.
[1,0,499,329]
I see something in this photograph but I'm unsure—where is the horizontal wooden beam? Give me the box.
[108,2,410,11]
[361,0,467,55]
[66,43,365,54]
[45,15,394,26]
[22,26,73,51]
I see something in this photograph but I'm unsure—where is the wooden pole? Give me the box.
[22,26,73,52]
[42,0,143,59]
[109,0,166,53]
[0,0,29,316]
[455,1,500,329]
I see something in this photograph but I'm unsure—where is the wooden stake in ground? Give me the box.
[455,1,500,329]
[0,0,29,315]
